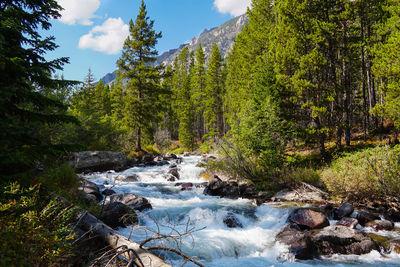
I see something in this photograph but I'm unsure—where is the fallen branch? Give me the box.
[145,246,205,267]
[76,211,172,267]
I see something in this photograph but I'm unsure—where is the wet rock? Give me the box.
[256,192,272,206]
[336,217,358,228]
[115,174,139,182]
[181,183,193,191]
[156,160,169,166]
[240,184,257,198]
[276,224,314,260]
[357,211,381,226]
[288,208,330,230]
[102,189,116,196]
[168,167,180,179]
[183,152,190,157]
[174,158,183,164]
[165,153,177,159]
[321,204,334,219]
[99,202,138,229]
[78,180,102,201]
[221,185,240,198]
[311,225,378,255]
[334,203,354,220]
[70,151,127,172]
[385,208,400,222]
[105,193,152,211]
[169,164,177,169]
[164,174,177,182]
[365,220,394,231]
[223,212,243,228]
[203,175,226,196]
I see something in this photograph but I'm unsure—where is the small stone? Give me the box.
[365,220,394,231]
[336,217,358,228]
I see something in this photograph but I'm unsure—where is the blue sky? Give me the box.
[43,0,251,82]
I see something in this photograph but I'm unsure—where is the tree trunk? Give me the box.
[77,211,172,267]
[137,127,142,151]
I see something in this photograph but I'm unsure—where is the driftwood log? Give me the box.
[76,211,172,267]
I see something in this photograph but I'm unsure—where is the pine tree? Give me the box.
[191,44,207,139]
[205,44,224,139]
[117,0,163,151]
[0,0,78,178]
[173,47,195,149]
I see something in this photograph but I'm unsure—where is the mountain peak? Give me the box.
[100,14,247,84]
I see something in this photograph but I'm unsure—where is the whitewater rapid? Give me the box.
[83,156,400,267]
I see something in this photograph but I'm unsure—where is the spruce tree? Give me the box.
[117,0,162,151]
[173,47,195,149]
[205,44,224,139]
[191,44,207,139]
[0,0,78,178]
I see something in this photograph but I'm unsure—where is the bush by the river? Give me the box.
[322,145,400,201]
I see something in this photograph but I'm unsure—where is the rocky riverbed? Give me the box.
[78,155,400,266]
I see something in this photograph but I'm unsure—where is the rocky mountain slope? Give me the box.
[100,14,247,84]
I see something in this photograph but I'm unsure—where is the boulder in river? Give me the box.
[334,203,354,220]
[311,225,378,255]
[102,189,116,196]
[105,193,152,211]
[203,175,226,196]
[288,208,330,230]
[99,202,138,229]
[365,219,394,231]
[356,210,381,226]
[276,224,314,260]
[167,167,180,180]
[223,212,243,228]
[385,208,400,222]
[181,183,193,191]
[115,174,139,182]
[78,179,102,201]
[336,217,358,228]
[70,151,127,172]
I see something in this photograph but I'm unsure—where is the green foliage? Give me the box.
[372,1,400,128]
[204,44,225,139]
[322,145,400,201]
[0,0,79,179]
[38,163,80,196]
[0,183,77,266]
[117,0,163,151]
[173,47,196,150]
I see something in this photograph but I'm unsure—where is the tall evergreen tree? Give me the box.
[0,0,78,178]
[117,0,163,151]
[173,47,195,149]
[191,44,207,139]
[205,44,224,139]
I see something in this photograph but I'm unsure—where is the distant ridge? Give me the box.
[100,14,247,84]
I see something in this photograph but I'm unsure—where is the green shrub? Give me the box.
[321,145,400,201]
[143,144,161,155]
[0,183,77,266]
[38,163,80,196]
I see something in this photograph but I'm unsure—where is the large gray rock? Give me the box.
[105,193,152,211]
[70,151,127,172]
[365,220,394,231]
[99,202,138,229]
[203,175,227,196]
[276,224,314,260]
[272,183,328,203]
[336,217,358,228]
[223,212,243,228]
[311,225,378,255]
[288,208,330,230]
[334,203,354,220]
[167,167,180,179]
[115,174,139,182]
[78,179,102,201]
[357,211,381,226]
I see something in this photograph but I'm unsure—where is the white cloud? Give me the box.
[78,17,129,55]
[57,0,100,25]
[214,0,251,16]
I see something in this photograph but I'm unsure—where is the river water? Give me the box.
[84,156,400,267]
